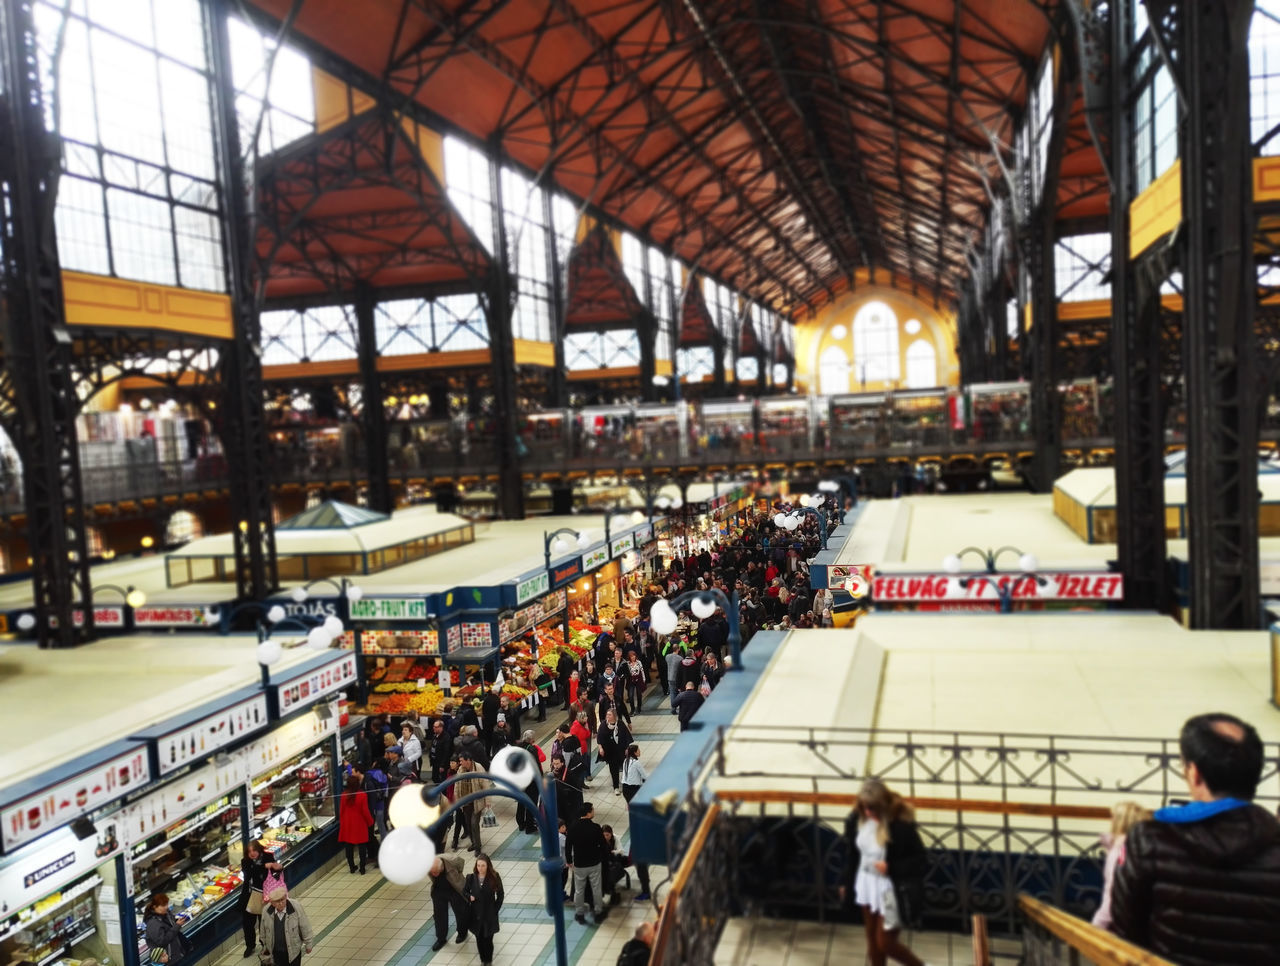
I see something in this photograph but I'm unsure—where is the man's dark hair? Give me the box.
[1180,712,1264,800]
[580,802,594,819]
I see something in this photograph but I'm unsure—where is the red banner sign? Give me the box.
[872,572,1124,603]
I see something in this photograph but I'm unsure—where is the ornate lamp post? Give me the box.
[648,587,742,671]
[380,748,570,966]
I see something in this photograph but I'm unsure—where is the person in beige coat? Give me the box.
[258,886,314,966]
[429,854,469,951]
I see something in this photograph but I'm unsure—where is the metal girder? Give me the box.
[207,0,278,602]
[391,0,820,307]
[354,285,392,514]
[486,143,525,519]
[1114,243,1170,611]
[1024,22,1077,494]
[1178,0,1258,629]
[0,0,92,646]
[753,0,877,271]
[1068,0,1114,190]
[680,0,854,290]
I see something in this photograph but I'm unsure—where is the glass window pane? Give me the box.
[107,188,175,284]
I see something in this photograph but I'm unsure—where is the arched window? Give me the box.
[819,345,850,395]
[852,301,900,386]
[165,510,203,546]
[905,340,937,389]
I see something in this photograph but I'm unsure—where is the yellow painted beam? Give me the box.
[513,339,555,367]
[62,271,232,339]
[1129,160,1182,258]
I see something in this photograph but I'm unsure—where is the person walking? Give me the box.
[624,650,647,712]
[428,854,469,952]
[338,774,374,874]
[258,885,314,966]
[238,841,282,957]
[671,681,704,732]
[1112,712,1280,965]
[841,778,926,966]
[142,894,190,965]
[428,718,453,783]
[452,754,487,853]
[464,853,505,966]
[596,710,632,795]
[620,744,648,803]
[566,802,609,926]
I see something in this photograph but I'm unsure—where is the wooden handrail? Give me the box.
[716,788,1111,820]
[972,914,990,966]
[1018,894,1177,966]
[649,802,721,966]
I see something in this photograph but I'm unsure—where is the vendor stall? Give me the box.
[0,814,128,966]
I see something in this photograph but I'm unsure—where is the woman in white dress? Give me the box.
[842,778,928,966]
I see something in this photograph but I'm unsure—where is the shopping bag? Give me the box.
[246,889,264,915]
[480,805,499,829]
[262,869,285,898]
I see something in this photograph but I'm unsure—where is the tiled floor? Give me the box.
[715,917,1019,966]
[206,690,675,966]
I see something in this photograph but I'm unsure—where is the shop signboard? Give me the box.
[266,598,340,620]
[1,815,124,913]
[45,606,126,629]
[620,549,642,574]
[499,588,568,643]
[633,524,653,545]
[274,653,358,716]
[245,706,339,780]
[348,597,428,621]
[609,533,635,559]
[582,546,609,571]
[550,557,582,590]
[121,751,248,847]
[155,694,270,776]
[870,571,1124,603]
[133,605,219,628]
[515,571,550,605]
[2,748,150,853]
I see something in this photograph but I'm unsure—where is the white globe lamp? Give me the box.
[650,599,678,636]
[257,638,283,666]
[690,595,716,619]
[1019,553,1039,574]
[267,604,286,624]
[942,554,962,574]
[491,745,538,789]
[379,826,437,885]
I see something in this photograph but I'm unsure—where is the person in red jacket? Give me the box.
[571,711,594,779]
[338,774,375,874]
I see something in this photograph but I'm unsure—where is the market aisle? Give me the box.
[203,688,676,966]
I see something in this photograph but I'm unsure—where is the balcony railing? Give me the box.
[642,725,1280,965]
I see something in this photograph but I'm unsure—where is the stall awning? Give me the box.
[441,646,500,665]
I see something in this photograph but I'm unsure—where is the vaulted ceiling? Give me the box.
[245,0,1103,313]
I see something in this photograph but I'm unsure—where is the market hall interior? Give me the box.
[3,1,1280,966]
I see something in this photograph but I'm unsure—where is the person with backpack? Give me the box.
[362,762,390,841]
